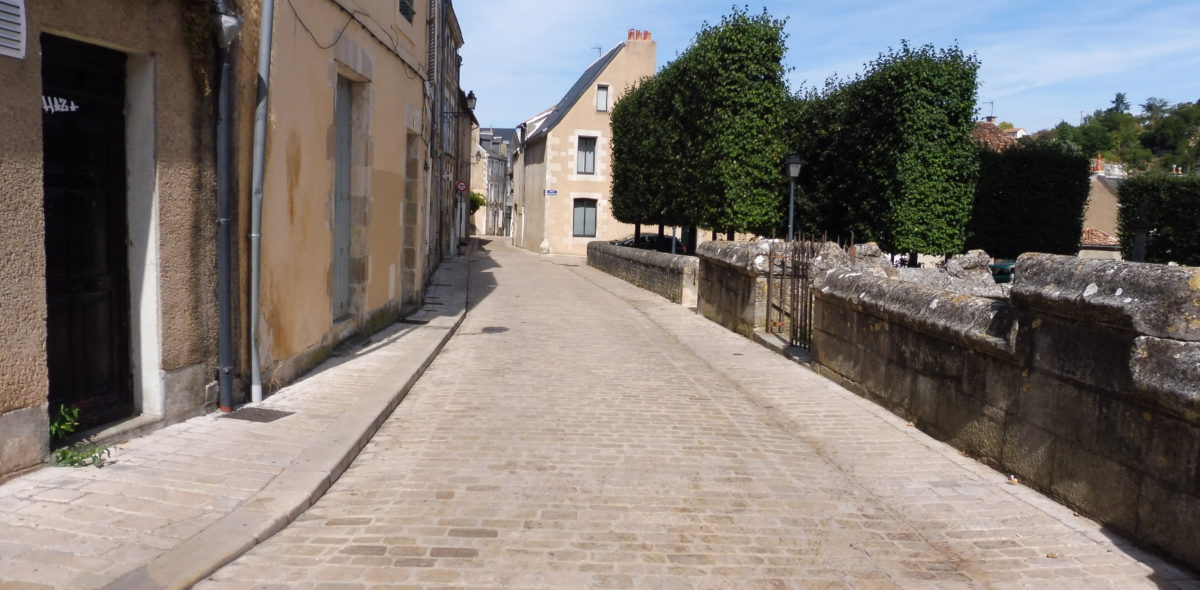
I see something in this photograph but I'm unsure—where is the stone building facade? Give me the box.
[512,30,655,256]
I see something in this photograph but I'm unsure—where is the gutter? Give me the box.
[248,0,276,403]
[211,1,242,411]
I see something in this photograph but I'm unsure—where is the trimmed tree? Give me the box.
[789,42,980,254]
[967,139,1091,258]
[1117,173,1200,265]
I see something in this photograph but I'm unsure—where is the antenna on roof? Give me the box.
[982,101,995,118]
[592,45,601,58]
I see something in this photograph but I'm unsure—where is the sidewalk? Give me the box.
[0,253,472,590]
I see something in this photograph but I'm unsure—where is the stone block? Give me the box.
[1129,336,1200,421]
[0,403,49,477]
[1142,414,1199,493]
[1015,374,1092,443]
[1012,253,1200,342]
[1051,441,1140,534]
[1093,396,1151,468]
[163,363,209,422]
[940,394,1005,460]
[1137,477,1200,571]
[1001,420,1055,486]
[1020,313,1134,392]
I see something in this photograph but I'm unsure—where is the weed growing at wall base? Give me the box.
[49,404,111,468]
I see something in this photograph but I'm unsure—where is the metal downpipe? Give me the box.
[212,2,242,412]
[248,0,276,403]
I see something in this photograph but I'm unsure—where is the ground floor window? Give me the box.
[573,198,597,237]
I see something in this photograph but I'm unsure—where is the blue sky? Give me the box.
[455,0,1200,133]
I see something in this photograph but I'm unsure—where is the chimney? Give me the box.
[628,29,635,40]
[643,30,651,40]
[984,115,997,124]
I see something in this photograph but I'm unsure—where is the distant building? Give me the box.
[470,127,516,236]
[511,30,656,255]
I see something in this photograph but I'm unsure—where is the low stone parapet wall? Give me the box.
[813,253,1200,571]
[586,241,698,307]
[694,241,770,337]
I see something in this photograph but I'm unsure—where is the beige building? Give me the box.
[470,127,515,236]
[0,0,473,479]
[512,30,656,256]
[254,0,441,386]
[0,0,225,477]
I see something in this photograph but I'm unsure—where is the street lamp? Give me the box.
[785,154,805,242]
[465,90,477,111]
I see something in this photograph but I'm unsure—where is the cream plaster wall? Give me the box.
[259,0,427,372]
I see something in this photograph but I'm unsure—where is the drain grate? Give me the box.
[223,407,294,423]
[398,318,430,325]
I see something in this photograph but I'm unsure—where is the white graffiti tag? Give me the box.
[42,96,80,114]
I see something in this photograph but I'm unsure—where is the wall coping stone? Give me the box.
[696,240,770,276]
[588,241,697,276]
[817,269,1016,359]
[1013,253,1200,341]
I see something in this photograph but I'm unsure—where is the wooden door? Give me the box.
[41,34,133,429]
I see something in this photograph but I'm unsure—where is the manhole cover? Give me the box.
[223,407,294,423]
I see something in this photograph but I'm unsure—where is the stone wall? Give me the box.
[586,241,698,307]
[812,253,1200,571]
[694,241,771,337]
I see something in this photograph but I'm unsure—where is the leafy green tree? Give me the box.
[610,7,790,235]
[788,42,980,254]
[998,121,1014,130]
[1108,92,1130,114]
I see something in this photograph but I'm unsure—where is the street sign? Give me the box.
[545,189,558,195]
[455,181,467,192]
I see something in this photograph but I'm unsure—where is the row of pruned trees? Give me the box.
[611,9,1096,260]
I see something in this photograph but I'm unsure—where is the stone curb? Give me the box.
[105,253,473,590]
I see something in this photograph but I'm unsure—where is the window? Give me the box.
[573,199,597,237]
[398,0,415,22]
[577,136,596,174]
[596,84,609,111]
[0,0,26,59]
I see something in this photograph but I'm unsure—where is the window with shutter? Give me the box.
[0,0,25,59]
[398,0,415,23]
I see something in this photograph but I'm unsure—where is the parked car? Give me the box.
[613,234,687,255]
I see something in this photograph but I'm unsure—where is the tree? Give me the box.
[1108,92,1130,114]
[968,138,1090,258]
[788,42,980,255]
[1117,174,1200,265]
[1140,97,1171,123]
[610,7,790,235]
[998,121,1014,130]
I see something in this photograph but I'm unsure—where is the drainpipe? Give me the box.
[248,0,276,403]
[212,1,242,412]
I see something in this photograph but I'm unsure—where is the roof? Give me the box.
[479,127,516,157]
[973,122,1016,152]
[1081,227,1121,248]
[523,42,625,143]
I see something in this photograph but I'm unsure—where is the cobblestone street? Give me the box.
[199,238,1196,590]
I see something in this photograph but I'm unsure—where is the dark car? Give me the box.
[614,234,687,255]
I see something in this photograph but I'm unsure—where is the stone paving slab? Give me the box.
[199,238,1199,589]
[0,255,470,590]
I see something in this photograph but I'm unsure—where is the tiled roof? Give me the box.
[973,122,1016,151]
[1081,226,1121,247]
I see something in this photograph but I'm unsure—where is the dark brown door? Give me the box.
[41,34,133,430]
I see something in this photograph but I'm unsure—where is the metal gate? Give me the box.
[765,239,819,349]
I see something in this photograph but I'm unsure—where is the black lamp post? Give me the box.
[785,154,805,242]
